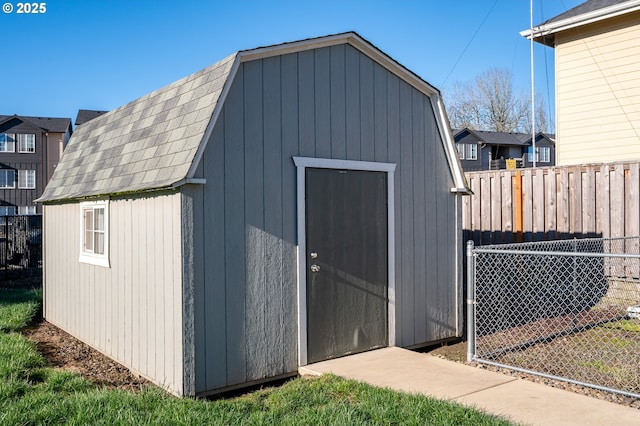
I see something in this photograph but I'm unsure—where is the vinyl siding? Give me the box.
[555,11,640,165]
[192,44,460,394]
[43,191,184,395]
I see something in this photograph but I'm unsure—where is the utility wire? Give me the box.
[441,0,499,87]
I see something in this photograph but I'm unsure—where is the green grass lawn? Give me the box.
[0,287,512,425]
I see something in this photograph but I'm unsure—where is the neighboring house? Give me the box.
[0,115,72,216]
[75,109,108,126]
[522,0,640,166]
[37,32,470,397]
[454,128,555,171]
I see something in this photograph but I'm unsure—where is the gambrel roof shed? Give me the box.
[40,32,468,397]
[39,32,467,202]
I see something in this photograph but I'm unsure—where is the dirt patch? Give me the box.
[428,340,640,410]
[22,321,150,392]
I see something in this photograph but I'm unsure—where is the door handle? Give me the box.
[310,264,320,273]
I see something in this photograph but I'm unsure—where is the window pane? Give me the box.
[541,147,550,162]
[456,144,464,159]
[0,170,15,188]
[0,134,15,152]
[18,206,35,215]
[466,144,477,160]
[84,209,94,252]
[94,208,105,231]
[18,170,35,189]
[18,134,35,153]
[95,231,105,255]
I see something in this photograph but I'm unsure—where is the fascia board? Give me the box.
[521,1,640,40]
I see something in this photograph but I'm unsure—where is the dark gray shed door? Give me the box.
[305,167,388,363]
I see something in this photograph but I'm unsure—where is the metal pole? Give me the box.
[572,238,578,329]
[530,0,536,168]
[466,240,476,363]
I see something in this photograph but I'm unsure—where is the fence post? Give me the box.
[572,238,578,329]
[466,240,476,363]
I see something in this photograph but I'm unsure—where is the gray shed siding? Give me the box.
[191,44,461,393]
[43,191,184,395]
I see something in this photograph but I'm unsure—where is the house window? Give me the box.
[17,134,35,153]
[0,206,16,216]
[79,201,110,267]
[465,143,478,160]
[540,147,550,163]
[0,170,15,188]
[528,146,550,163]
[18,206,36,215]
[18,170,35,189]
[456,143,465,160]
[0,133,15,152]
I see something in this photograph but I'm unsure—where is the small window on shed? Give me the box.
[79,200,109,267]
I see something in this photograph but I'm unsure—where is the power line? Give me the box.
[441,0,499,87]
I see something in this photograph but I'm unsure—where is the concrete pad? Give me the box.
[457,378,640,426]
[300,347,516,399]
[300,347,640,426]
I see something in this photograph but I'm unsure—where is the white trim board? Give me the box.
[293,156,396,366]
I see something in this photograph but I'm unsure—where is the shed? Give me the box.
[37,32,470,397]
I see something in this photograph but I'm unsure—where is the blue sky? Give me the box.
[1,0,583,127]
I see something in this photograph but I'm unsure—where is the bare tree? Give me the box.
[445,68,550,133]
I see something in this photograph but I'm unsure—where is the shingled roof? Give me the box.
[37,52,236,202]
[0,115,72,133]
[522,0,640,46]
[38,32,468,202]
[75,109,109,126]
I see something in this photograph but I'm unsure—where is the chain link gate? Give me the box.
[467,237,640,399]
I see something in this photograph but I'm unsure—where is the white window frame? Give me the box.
[17,134,36,153]
[0,133,15,152]
[79,200,110,267]
[18,206,36,215]
[465,143,477,160]
[0,170,15,188]
[540,146,551,163]
[18,170,36,189]
[456,143,465,160]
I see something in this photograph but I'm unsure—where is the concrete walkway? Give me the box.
[299,347,640,425]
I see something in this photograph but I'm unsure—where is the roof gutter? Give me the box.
[520,0,640,45]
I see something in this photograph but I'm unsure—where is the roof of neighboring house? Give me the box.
[38,32,468,203]
[454,128,555,146]
[521,0,640,46]
[75,109,109,126]
[0,115,72,133]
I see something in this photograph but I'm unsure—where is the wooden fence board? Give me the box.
[464,161,640,245]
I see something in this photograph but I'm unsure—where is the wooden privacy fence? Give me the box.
[463,161,640,245]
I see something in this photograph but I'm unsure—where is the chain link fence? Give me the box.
[467,237,640,399]
[0,215,42,281]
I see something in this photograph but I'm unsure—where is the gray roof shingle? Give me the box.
[0,115,72,133]
[541,0,631,25]
[37,52,236,202]
[75,109,109,126]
